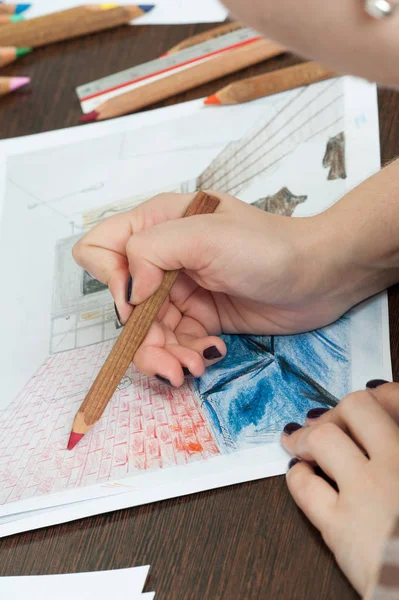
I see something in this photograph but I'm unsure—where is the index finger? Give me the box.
[72,192,199,283]
[72,193,201,317]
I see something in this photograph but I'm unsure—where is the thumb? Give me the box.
[126,213,219,305]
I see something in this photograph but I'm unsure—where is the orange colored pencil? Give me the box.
[67,191,220,450]
[81,37,286,123]
[0,5,154,47]
[204,62,338,106]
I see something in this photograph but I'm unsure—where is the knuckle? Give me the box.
[150,192,172,203]
[306,422,337,450]
[338,390,372,416]
[72,239,84,265]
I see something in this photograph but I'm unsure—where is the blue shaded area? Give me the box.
[194,317,350,451]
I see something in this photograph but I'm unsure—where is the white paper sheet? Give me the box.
[25,1,228,24]
[0,566,154,599]
[0,78,391,538]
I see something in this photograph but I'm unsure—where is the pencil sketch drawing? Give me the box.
[252,187,307,216]
[323,132,347,180]
[0,79,366,506]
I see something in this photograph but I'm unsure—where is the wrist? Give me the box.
[299,205,399,314]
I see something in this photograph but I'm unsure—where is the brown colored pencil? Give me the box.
[67,191,220,450]
[164,22,243,55]
[0,74,29,96]
[0,45,31,67]
[204,61,338,106]
[0,5,154,48]
[81,37,285,123]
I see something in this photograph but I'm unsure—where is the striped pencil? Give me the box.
[0,74,29,96]
[0,13,24,23]
[0,45,31,66]
[204,62,338,106]
[80,37,285,123]
[0,4,31,15]
[0,5,154,47]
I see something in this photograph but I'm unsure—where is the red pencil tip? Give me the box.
[67,432,84,450]
[204,94,221,106]
[79,110,99,124]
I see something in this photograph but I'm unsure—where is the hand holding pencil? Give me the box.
[68,191,221,450]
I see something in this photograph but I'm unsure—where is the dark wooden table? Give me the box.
[1,21,398,600]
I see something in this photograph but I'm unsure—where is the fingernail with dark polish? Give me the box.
[156,375,172,386]
[366,379,389,389]
[114,302,122,326]
[182,367,191,377]
[203,346,222,360]
[307,407,330,419]
[288,457,301,470]
[283,422,302,436]
[126,275,133,303]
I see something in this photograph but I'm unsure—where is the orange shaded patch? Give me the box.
[187,442,203,453]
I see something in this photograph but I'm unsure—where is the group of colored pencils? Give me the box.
[0,3,31,98]
[0,4,155,99]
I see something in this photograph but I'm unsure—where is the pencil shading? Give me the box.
[323,131,347,180]
[252,187,307,217]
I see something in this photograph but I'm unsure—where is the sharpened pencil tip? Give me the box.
[15,3,31,14]
[16,47,32,58]
[10,76,30,91]
[79,110,99,124]
[204,94,221,106]
[138,4,155,13]
[67,432,84,450]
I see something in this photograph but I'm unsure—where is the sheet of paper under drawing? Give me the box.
[0,76,391,536]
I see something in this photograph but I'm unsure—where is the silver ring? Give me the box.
[365,0,399,18]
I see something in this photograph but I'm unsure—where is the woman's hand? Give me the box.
[72,167,399,387]
[72,190,355,386]
[281,381,399,597]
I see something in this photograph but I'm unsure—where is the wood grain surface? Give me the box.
[0,21,398,600]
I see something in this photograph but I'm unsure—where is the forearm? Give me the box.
[309,158,399,306]
[223,0,399,87]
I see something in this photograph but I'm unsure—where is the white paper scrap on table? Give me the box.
[0,566,154,599]
[25,0,229,24]
[0,77,391,539]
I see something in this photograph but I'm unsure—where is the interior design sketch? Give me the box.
[0,77,383,508]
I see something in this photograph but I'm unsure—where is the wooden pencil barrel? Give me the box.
[0,47,16,67]
[97,38,285,120]
[0,6,139,48]
[0,77,11,96]
[71,192,220,435]
[167,22,243,55]
[224,62,337,104]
